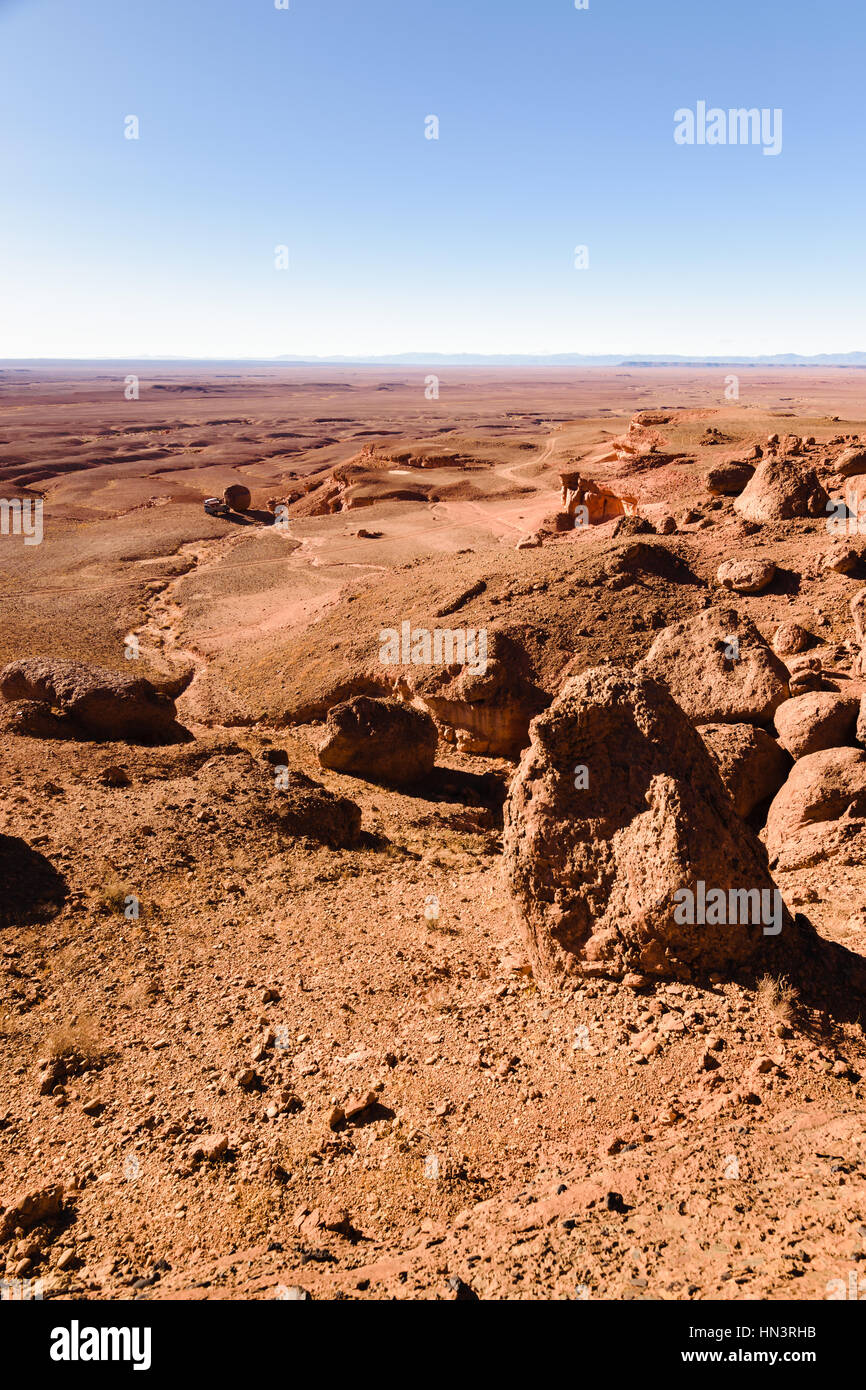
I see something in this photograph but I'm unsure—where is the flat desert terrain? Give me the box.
[2,365,866,1300]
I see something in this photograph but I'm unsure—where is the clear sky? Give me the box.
[1,0,864,359]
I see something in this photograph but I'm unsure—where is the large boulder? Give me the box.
[765,747,866,870]
[0,658,180,742]
[733,456,829,523]
[223,484,252,512]
[503,666,794,984]
[697,723,790,818]
[638,606,789,726]
[832,447,866,479]
[773,691,860,760]
[317,696,437,784]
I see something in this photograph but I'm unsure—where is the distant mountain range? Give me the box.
[272,352,866,367]
[5,352,866,368]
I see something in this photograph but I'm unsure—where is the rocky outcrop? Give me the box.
[773,692,860,760]
[317,696,437,785]
[0,699,69,738]
[559,471,638,526]
[697,722,790,819]
[401,631,547,758]
[272,770,362,847]
[638,607,789,726]
[0,658,181,743]
[503,666,797,984]
[0,1184,65,1242]
[191,750,361,845]
[733,456,829,523]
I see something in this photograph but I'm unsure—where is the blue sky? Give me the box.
[0,0,863,358]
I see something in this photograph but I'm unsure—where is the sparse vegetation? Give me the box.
[756,973,799,1024]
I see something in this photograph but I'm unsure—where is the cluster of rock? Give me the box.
[503,581,866,987]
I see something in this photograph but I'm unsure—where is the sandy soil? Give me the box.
[1,366,866,1301]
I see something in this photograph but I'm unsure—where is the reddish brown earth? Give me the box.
[2,366,866,1301]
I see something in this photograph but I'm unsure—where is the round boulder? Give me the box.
[765,746,866,869]
[772,622,812,658]
[223,484,252,512]
[773,691,860,759]
[638,606,789,726]
[733,456,829,523]
[832,447,866,479]
[717,558,776,594]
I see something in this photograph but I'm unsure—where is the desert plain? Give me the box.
[1,363,866,1300]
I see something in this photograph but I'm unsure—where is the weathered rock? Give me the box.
[765,747,866,869]
[401,631,547,758]
[0,1185,64,1242]
[706,462,755,495]
[717,558,776,594]
[318,696,437,785]
[503,666,792,984]
[832,447,866,478]
[559,472,638,525]
[786,654,829,695]
[772,622,812,658]
[773,692,860,759]
[191,1134,228,1164]
[0,658,180,743]
[638,607,789,726]
[99,765,130,787]
[697,723,790,818]
[733,456,829,523]
[223,483,251,512]
[822,543,863,576]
